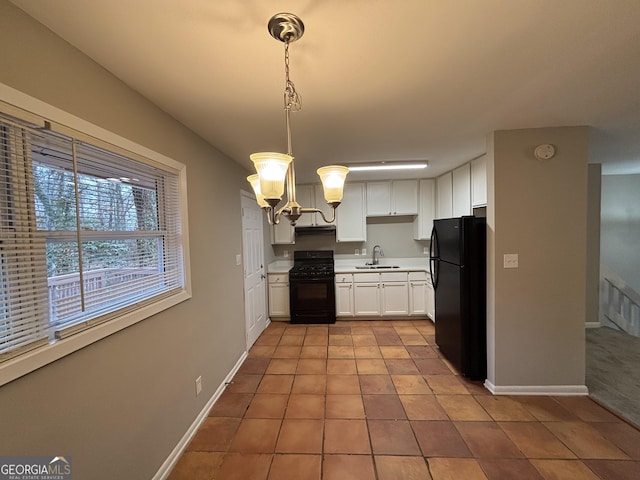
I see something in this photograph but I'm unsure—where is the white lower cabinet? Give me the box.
[426,275,435,321]
[335,273,354,317]
[268,273,289,318]
[337,271,426,318]
[353,272,409,317]
[381,281,409,315]
[354,273,381,317]
[409,271,428,316]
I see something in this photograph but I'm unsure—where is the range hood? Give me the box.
[294,225,336,236]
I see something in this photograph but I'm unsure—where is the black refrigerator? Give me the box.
[429,216,486,380]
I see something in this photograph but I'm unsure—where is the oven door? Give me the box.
[289,277,336,324]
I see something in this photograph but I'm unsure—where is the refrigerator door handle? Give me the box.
[429,226,439,289]
[431,259,439,289]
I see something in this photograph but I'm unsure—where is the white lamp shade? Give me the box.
[250,152,293,200]
[247,174,269,208]
[317,165,349,203]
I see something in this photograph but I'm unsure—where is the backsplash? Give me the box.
[271,217,430,260]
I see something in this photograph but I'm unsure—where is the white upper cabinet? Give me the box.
[366,180,418,216]
[393,180,419,215]
[271,219,294,244]
[291,184,336,226]
[436,172,453,219]
[294,184,315,227]
[366,182,391,216]
[471,155,487,207]
[270,197,294,244]
[413,179,435,240]
[452,163,471,217]
[336,183,367,242]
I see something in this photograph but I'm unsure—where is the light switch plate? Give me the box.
[503,254,519,268]
[235,254,241,266]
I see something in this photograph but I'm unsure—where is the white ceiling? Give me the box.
[10,0,640,182]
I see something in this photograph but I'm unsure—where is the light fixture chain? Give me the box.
[249,13,348,227]
[284,41,301,113]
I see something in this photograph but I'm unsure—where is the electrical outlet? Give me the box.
[423,247,428,255]
[235,254,241,266]
[361,248,367,256]
[195,376,202,396]
[284,250,289,258]
[503,254,519,269]
[354,249,359,255]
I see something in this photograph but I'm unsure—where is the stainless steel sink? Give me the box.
[354,265,400,269]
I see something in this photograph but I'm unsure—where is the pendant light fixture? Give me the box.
[247,13,349,226]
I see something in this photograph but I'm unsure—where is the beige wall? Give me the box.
[487,127,589,389]
[0,2,251,478]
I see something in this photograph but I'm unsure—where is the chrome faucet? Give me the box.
[372,245,384,265]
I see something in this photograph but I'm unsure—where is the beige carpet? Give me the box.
[586,326,640,427]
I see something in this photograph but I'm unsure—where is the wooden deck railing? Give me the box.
[600,265,640,337]
[48,268,157,322]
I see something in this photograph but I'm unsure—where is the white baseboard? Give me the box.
[585,322,601,329]
[152,350,248,480]
[484,379,589,396]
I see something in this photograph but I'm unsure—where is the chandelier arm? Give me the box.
[262,207,276,225]
[298,206,339,224]
[313,205,338,224]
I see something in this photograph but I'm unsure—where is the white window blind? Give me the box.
[0,112,184,360]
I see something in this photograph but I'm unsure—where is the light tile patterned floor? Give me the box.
[168,320,640,480]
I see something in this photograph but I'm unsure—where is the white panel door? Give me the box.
[242,192,267,349]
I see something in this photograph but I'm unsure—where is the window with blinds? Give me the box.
[0,112,186,362]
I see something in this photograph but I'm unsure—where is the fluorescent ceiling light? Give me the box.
[347,162,428,172]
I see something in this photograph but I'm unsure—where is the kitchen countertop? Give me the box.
[267,258,429,274]
[335,259,429,273]
[267,260,293,273]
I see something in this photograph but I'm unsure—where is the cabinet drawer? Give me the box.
[335,273,353,283]
[380,271,408,282]
[408,271,428,281]
[268,273,289,284]
[353,272,380,283]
